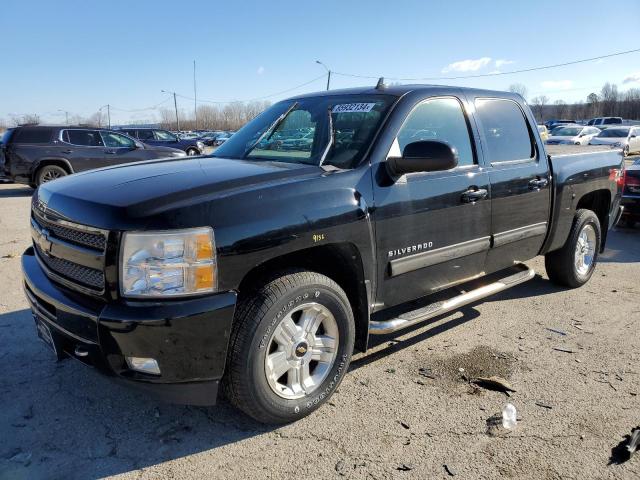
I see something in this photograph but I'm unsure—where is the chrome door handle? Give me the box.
[529,178,548,190]
[461,187,488,203]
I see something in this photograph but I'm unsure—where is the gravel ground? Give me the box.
[0,182,639,480]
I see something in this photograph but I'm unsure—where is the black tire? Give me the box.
[186,148,199,156]
[545,209,601,288]
[224,270,355,424]
[623,145,630,157]
[36,165,67,186]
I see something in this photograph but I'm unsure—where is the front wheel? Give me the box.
[623,145,630,157]
[545,209,601,288]
[186,148,199,156]
[224,270,355,424]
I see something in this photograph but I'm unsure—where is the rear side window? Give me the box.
[396,97,475,167]
[63,130,105,146]
[474,98,534,163]
[12,128,53,144]
[137,130,155,141]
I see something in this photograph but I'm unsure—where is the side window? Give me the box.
[101,132,135,148]
[137,130,155,141]
[12,128,53,144]
[64,130,104,146]
[396,97,475,167]
[474,98,534,163]
[154,130,176,141]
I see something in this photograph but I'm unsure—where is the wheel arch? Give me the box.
[32,158,74,181]
[236,242,371,353]
[575,189,611,252]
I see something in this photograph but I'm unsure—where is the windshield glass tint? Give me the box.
[212,94,395,168]
[553,127,582,136]
[597,129,629,138]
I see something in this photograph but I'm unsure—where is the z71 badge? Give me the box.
[388,242,433,258]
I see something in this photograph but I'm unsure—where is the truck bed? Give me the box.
[545,144,620,158]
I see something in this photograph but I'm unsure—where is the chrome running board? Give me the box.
[369,264,535,335]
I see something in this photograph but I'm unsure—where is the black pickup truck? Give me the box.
[22,84,624,423]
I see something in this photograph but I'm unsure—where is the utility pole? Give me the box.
[99,105,111,128]
[58,109,69,125]
[315,60,331,90]
[161,90,180,131]
[193,60,197,130]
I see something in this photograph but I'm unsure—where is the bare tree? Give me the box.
[530,95,549,122]
[600,83,619,116]
[10,114,40,126]
[508,83,528,100]
[552,99,567,119]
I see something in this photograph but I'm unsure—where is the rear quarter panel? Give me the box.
[541,149,623,253]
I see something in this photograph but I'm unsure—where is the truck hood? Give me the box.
[36,156,320,228]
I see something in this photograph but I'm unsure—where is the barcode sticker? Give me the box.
[332,103,376,114]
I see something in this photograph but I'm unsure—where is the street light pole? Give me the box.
[162,90,180,131]
[99,105,111,129]
[315,60,331,90]
[193,60,197,130]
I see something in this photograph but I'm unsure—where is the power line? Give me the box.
[332,47,640,81]
[174,74,327,105]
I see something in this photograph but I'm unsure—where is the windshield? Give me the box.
[552,127,582,137]
[212,94,395,168]
[597,129,629,138]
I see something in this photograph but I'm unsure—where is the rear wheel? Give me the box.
[36,165,67,186]
[224,270,354,424]
[545,209,601,288]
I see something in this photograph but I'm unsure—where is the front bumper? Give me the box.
[22,246,237,405]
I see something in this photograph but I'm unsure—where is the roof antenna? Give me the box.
[375,77,385,90]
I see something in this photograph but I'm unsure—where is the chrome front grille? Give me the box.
[31,199,108,294]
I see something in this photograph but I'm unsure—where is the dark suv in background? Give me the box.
[1,126,186,187]
[118,128,205,156]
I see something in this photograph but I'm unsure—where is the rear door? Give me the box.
[468,96,551,274]
[60,129,110,171]
[373,93,492,308]
[630,128,640,153]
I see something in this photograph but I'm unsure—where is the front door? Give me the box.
[468,96,551,274]
[373,95,491,309]
[99,131,146,167]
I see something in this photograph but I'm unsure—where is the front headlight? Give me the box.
[120,227,217,298]
[196,141,205,150]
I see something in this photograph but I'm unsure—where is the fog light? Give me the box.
[126,356,161,375]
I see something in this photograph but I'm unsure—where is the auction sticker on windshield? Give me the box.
[332,103,376,113]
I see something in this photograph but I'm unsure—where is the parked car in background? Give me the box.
[1,126,186,187]
[213,133,233,147]
[537,125,549,141]
[589,126,640,157]
[620,158,640,227]
[545,125,601,145]
[119,128,205,156]
[200,131,228,146]
[544,119,576,131]
[587,117,623,127]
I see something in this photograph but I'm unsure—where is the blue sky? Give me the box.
[2,0,639,124]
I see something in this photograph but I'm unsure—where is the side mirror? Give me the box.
[134,141,145,149]
[630,134,637,139]
[387,140,458,176]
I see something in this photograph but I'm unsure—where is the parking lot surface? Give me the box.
[0,182,639,480]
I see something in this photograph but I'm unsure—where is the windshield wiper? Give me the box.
[243,102,298,158]
[318,107,335,166]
